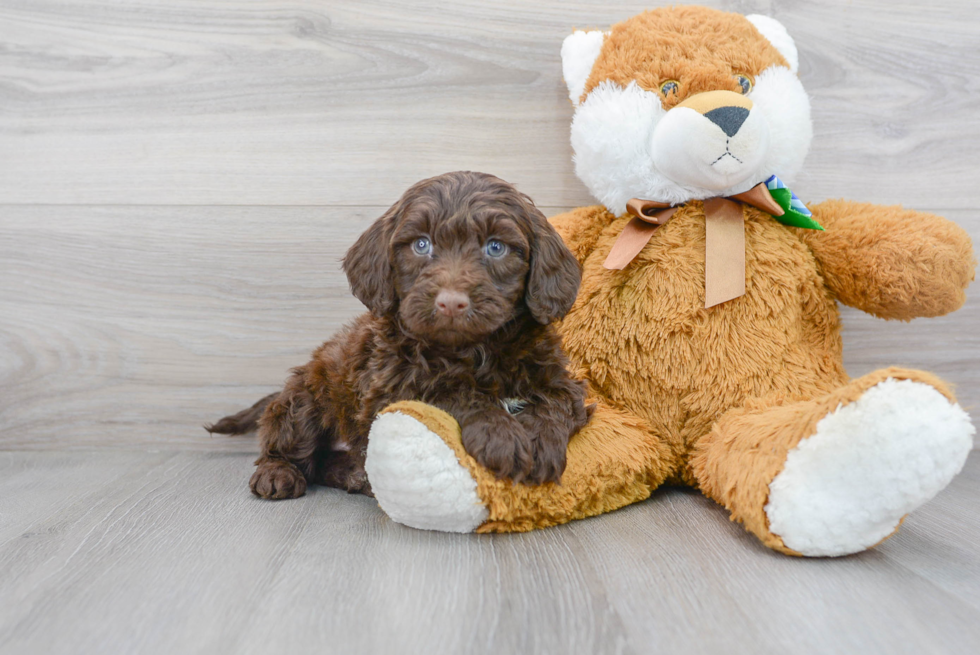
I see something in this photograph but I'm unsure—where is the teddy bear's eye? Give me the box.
[734,74,753,94]
[659,80,679,97]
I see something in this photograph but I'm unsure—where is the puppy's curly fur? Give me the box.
[208,171,590,499]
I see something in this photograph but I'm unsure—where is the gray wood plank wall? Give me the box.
[1,0,978,447]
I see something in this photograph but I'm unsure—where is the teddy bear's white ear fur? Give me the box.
[746,15,799,74]
[561,30,607,105]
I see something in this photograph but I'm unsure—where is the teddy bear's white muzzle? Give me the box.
[651,104,770,191]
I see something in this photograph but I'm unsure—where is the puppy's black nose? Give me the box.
[704,106,749,137]
[435,289,470,317]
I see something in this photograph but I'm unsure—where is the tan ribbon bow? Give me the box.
[602,182,785,308]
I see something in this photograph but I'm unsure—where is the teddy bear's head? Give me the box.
[562,6,811,214]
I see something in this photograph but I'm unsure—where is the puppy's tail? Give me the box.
[205,392,278,436]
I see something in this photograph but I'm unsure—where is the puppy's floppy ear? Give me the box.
[342,206,399,315]
[522,198,581,324]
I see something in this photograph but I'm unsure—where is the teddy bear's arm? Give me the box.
[798,199,976,320]
[548,205,617,264]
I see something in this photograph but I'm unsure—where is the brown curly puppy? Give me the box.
[207,171,590,499]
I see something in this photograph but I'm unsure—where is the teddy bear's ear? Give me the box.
[745,15,799,74]
[561,30,607,106]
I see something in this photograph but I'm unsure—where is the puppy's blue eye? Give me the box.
[485,239,508,258]
[412,237,432,256]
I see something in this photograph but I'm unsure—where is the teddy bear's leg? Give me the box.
[364,400,677,533]
[691,367,974,556]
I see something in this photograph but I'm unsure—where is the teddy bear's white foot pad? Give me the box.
[765,378,974,557]
[365,411,488,533]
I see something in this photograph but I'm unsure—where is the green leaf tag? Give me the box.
[765,175,824,230]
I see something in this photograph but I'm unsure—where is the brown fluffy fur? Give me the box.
[391,197,973,538]
[581,6,788,107]
[207,171,590,498]
[469,195,972,537]
[371,8,976,547]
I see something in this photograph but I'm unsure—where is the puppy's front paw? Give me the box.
[250,460,307,499]
[525,439,568,485]
[461,413,534,483]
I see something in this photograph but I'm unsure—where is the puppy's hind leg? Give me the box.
[251,376,324,500]
[316,450,373,497]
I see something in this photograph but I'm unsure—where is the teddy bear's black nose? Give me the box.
[704,106,750,137]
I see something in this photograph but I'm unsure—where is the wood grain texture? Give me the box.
[0,0,979,207]
[1,206,976,449]
[0,450,978,655]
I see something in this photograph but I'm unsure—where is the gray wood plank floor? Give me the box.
[2,1,979,653]
[0,450,978,655]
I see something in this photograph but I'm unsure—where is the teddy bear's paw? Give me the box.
[765,378,974,557]
[365,409,489,532]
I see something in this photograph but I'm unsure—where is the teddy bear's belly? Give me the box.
[559,209,847,455]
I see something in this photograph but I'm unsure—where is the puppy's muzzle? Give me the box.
[435,289,470,317]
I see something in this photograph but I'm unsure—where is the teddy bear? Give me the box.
[362,6,976,556]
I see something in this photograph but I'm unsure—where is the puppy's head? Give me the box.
[343,171,580,345]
